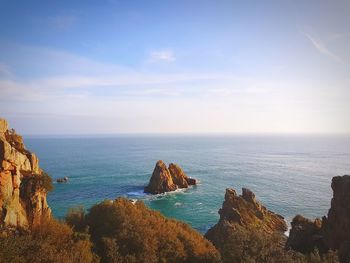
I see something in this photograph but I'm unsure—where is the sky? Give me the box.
[0,0,349,134]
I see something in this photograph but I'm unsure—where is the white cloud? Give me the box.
[303,32,341,62]
[149,49,176,62]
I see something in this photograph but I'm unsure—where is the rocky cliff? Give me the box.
[206,187,287,246]
[286,175,350,263]
[144,160,196,194]
[0,118,51,230]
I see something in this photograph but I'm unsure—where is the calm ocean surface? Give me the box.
[25,135,350,233]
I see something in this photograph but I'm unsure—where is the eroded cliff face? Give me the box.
[144,160,196,194]
[0,118,51,230]
[206,187,287,246]
[287,175,350,263]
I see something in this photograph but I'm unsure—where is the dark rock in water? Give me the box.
[186,177,196,185]
[286,215,326,254]
[57,176,68,183]
[144,160,196,194]
[286,175,350,263]
[323,175,350,262]
[206,187,287,246]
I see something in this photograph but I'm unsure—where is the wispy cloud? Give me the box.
[302,32,341,62]
[149,49,176,62]
[0,64,12,78]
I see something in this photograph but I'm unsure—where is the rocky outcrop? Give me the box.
[286,175,350,263]
[0,118,51,230]
[286,215,326,253]
[144,160,196,194]
[323,175,350,262]
[221,188,286,232]
[206,187,287,246]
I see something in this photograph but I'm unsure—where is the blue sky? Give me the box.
[0,0,349,134]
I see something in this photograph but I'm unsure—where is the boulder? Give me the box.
[144,161,196,194]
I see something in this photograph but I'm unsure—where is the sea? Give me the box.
[24,134,350,233]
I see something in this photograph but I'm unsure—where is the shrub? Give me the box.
[0,218,98,263]
[21,171,54,193]
[86,198,221,263]
[65,206,87,232]
[206,223,339,263]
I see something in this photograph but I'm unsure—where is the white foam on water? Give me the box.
[127,190,146,197]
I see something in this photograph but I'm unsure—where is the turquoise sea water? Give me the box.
[25,135,350,233]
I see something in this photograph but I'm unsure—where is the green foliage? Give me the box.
[86,198,221,263]
[40,171,54,192]
[21,171,54,193]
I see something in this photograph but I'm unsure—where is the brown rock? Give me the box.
[286,175,350,263]
[218,188,287,233]
[0,171,13,200]
[206,187,287,248]
[0,119,8,133]
[145,161,196,194]
[168,163,189,188]
[0,118,52,230]
[286,215,326,253]
[28,153,40,174]
[144,160,177,194]
[323,175,350,262]
[0,139,31,172]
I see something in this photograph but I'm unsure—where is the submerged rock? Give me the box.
[144,160,196,194]
[0,118,52,230]
[57,176,68,183]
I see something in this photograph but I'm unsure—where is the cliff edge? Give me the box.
[286,175,350,263]
[0,118,51,230]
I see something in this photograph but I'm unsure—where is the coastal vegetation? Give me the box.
[0,118,348,263]
[67,198,221,263]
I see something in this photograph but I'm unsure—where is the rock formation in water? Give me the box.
[286,215,326,253]
[286,175,350,263]
[0,118,51,230]
[144,160,196,194]
[205,187,287,245]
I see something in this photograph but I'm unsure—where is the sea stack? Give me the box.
[208,187,287,233]
[144,160,196,194]
[0,118,51,230]
[205,187,287,247]
[286,175,350,263]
